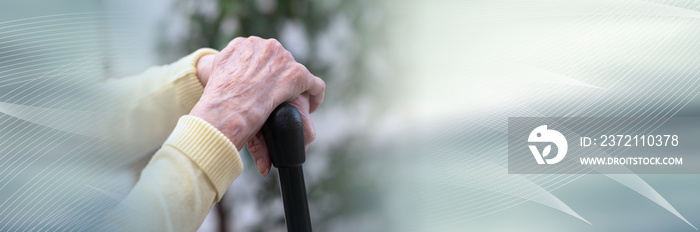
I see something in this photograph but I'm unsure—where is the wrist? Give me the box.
[196,54,215,86]
[165,115,243,200]
[190,100,250,150]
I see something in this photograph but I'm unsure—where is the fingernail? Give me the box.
[256,158,269,177]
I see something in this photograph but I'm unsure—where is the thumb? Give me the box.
[247,130,271,176]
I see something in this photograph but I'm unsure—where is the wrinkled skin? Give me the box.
[191,36,325,176]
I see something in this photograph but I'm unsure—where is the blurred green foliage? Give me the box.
[158,0,391,106]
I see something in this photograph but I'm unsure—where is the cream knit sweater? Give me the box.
[103,48,244,231]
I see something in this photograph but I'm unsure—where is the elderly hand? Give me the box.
[191,36,325,176]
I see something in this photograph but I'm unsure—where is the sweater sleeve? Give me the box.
[104,48,219,153]
[99,49,245,231]
[105,115,244,231]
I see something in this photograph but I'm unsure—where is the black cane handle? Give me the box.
[262,102,312,232]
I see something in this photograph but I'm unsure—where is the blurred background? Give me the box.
[386,0,700,231]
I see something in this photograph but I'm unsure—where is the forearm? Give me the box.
[105,115,243,231]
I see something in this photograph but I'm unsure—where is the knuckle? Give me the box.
[267,38,280,45]
[252,36,267,45]
[232,37,245,44]
[247,141,258,152]
[261,39,284,56]
[291,63,307,77]
[280,64,305,87]
[283,49,294,60]
[267,39,284,51]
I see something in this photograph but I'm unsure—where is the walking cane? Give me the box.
[262,102,312,232]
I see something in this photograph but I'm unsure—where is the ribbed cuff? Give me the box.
[169,48,219,111]
[164,115,243,201]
